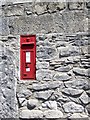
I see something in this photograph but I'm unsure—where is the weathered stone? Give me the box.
[44,110,63,118]
[4,5,24,16]
[36,70,53,80]
[69,46,80,56]
[59,47,70,57]
[20,110,43,118]
[32,81,63,90]
[17,89,32,98]
[55,65,71,72]
[47,3,57,13]
[34,4,47,15]
[65,79,90,90]
[37,46,56,60]
[53,73,71,81]
[69,2,84,10]
[63,102,84,113]
[86,104,90,114]
[69,113,89,119]
[73,68,88,76]
[56,3,66,10]
[42,101,57,110]
[34,90,54,100]
[62,88,83,96]
[27,99,38,110]
[79,92,89,104]
[36,61,49,69]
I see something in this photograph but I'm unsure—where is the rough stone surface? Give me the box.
[53,73,71,81]
[62,88,83,96]
[65,79,90,90]
[0,1,90,119]
[20,110,43,118]
[27,99,39,110]
[44,110,63,118]
[79,92,89,104]
[69,113,89,119]
[32,81,63,90]
[73,68,88,76]
[34,90,54,100]
[63,102,84,113]
[36,70,53,80]
[42,101,57,110]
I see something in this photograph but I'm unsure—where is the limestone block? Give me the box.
[73,67,89,77]
[42,101,57,110]
[65,79,90,90]
[32,81,63,91]
[59,47,70,57]
[36,61,49,69]
[37,46,56,59]
[44,110,63,118]
[34,4,47,15]
[69,113,89,119]
[20,110,43,118]
[17,89,32,98]
[62,88,83,96]
[63,102,84,113]
[34,90,54,100]
[36,69,53,80]
[69,46,81,56]
[27,99,39,110]
[79,92,89,104]
[47,3,57,13]
[69,2,84,10]
[53,73,71,81]
[4,4,24,16]
[55,65,71,72]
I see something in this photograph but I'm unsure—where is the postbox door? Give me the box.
[22,50,35,79]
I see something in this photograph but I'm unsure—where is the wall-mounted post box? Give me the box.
[20,35,36,80]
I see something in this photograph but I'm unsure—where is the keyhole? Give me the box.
[26,39,29,42]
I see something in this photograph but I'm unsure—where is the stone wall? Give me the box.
[0,1,90,119]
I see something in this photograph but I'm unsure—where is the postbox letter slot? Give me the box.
[22,42,34,46]
[26,52,30,63]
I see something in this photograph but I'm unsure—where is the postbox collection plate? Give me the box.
[20,35,36,80]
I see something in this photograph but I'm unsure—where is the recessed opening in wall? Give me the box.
[20,35,36,80]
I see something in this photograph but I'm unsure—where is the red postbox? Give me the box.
[20,35,36,80]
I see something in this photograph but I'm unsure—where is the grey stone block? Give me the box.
[34,90,54,100]
[32,81,63,91]
[36,69,53,80]
[69,113,89,120]
[62,88,83,96]
[79,91,89,104]
[27,99,39,110]
[65,79,90,90]
[53,73,71,81]
[63,102,84,113]
[44,110,63,118]
[20,110,43,118]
